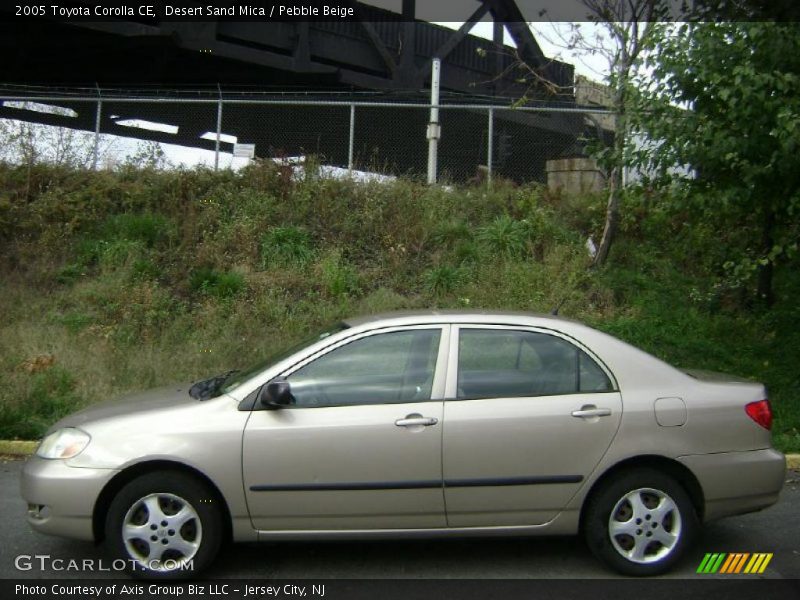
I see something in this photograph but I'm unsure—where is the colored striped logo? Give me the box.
[696,553,773,574]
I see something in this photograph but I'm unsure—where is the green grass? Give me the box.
[478,215,531,259]
[190,268,246,299]
[100,213,171,248]
[0,161,797,450]
[260,225,314,267]
[423,265,466,296]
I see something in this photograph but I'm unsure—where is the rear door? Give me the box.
[442,325,622,527]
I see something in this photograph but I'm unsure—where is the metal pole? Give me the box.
[214,94,223,171]
[348,103,355,173]
[92,84,102,170]
[92,99,102,170]
[487,107,494,186]
[427,58,441,184]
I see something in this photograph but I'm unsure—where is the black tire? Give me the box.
[105,470,223,579]
[584,468,699,576]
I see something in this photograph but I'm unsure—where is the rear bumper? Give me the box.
[678,448,786,521]
[20,456,116,541]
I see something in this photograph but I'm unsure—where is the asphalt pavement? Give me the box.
[1,457,798,580]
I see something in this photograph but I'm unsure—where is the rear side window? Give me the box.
[457,329,613,400]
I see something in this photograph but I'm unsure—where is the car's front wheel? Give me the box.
[105,471,223,579]
[584,468,699,576]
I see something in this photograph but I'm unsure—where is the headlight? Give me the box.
[36,428,91,459]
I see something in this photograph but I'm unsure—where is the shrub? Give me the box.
[319,250,360,298]
[101,213,171,248]
[452,240,479,265]
[260,225,314,267]
[55,263,85,285]
[54,312,93,334]
[431,219,473,247]
[423,265,465,296]
[190,268,246,299]
[97,239,147,270]
[213,272,247,299]
[478,215,530,260]
[131,258,161,280]
[0,366,83,439]
[74,237,103,267]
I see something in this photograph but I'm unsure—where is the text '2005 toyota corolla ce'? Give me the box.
[21,311,785,578]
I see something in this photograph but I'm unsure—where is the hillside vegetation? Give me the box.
[1,161,798,451]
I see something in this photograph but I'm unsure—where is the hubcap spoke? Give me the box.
[628,538,649,562]
[172,505,195,528]
[171,537,200,558]
[609,518,638,537]
[143,496,168,523]
[626,491,649,521]
[122,522,149,542]
[652,496,677,522]
[146,541,166,563]
[652,526,678,549]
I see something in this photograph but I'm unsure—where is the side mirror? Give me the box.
[258,380,294,409]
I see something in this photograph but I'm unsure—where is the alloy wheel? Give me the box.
[608,487,683,564]
[121,492,202,572]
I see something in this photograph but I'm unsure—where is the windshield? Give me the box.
[215,322,350,397]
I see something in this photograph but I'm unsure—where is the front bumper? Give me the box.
[20,456,117,541]
[678,448,786,521]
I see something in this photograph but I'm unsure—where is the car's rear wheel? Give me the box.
[105,471,223,579]
[584,468,699,576]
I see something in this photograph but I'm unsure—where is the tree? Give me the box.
[0,110,97,168]
[532,1,663,267]
[631,22,800,306]
[123,140,170,170]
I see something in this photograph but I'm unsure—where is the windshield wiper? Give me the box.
[189,370,239,400]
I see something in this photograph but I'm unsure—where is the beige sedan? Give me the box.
[21,311,785,578]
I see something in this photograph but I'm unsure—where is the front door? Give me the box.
[442,326,622,527]
[243,326,449,531]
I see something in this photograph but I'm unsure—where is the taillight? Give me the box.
[745,399,773,430]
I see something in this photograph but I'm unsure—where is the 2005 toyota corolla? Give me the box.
[21,311,785,578]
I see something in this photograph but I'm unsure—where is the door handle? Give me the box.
[395,416,438,427]
[571,405,612,418]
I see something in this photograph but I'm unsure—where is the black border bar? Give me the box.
[5,579,800,600]
[3,1,800,24]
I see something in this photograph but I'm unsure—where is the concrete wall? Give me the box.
[545,157,606,194]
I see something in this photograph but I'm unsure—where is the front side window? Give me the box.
[457,329,613,400]
[287,329,441,408]
[219,322,348,396]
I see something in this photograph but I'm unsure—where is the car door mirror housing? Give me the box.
[258,380,294,408]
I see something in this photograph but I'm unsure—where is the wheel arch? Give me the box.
[579,454,705,532]
[92,459,233,544]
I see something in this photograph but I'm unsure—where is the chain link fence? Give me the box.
[0,90,613,187]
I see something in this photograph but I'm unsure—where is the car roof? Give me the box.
[342,310,579,329]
